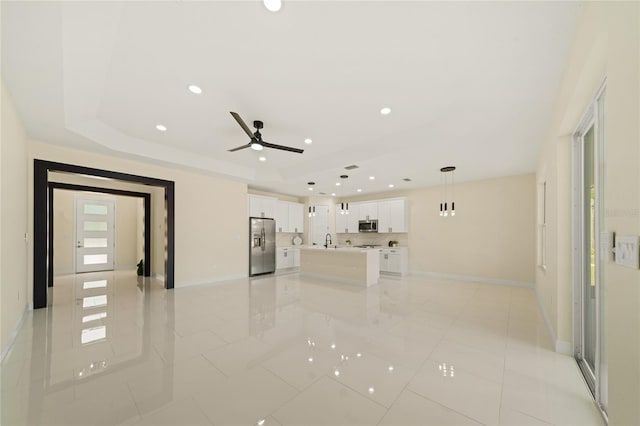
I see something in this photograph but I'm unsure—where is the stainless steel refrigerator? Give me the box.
[249,218,276,276]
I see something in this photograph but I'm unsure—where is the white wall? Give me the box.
[53,191,140,274]
[1,80,29,357]
[28,141,249,295]
[536,2,640,423]
[333,174,536,284]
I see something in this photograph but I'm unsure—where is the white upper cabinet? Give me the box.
[358,202,378,221]
[346,204,360,232]
[275,201,289,232]
[336,203,360,233]
[274,200,303,232]
[335,208,347,233]
[248,195,276,219]
[288,202,304,233]
[378,198,408,233]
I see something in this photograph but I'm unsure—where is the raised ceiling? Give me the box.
[1,1,580,197]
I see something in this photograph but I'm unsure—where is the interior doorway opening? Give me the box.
[34,159,175,309]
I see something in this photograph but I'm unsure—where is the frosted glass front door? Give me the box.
[76,199,115,273]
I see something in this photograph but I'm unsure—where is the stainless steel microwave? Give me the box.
[358,220,378,233]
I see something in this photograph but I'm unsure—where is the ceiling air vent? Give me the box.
[402,178,412,182]
[319,192,327,195]
[344,165,359,170]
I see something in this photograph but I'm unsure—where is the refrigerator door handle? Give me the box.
[261,228,266,251]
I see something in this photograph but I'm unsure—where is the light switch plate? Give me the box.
[615,235,639,269]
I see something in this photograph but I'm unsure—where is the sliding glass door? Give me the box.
[573,82,607,416]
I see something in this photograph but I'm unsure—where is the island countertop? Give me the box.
[299,246,380,287]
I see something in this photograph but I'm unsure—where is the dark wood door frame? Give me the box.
[34,159,175,309]
[48,182,152,287]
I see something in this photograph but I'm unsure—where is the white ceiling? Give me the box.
[2,1,580,197]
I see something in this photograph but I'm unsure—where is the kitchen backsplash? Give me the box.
[276,233,303,247]
[336,233,408,247]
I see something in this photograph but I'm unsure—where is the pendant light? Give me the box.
[340,202,350,215]
[439,166,456,218]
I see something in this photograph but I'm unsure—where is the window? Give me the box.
[537,181,547,270]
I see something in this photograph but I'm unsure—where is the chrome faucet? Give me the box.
[325,233,332,248]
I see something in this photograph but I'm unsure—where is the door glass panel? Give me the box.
[83,204,108,215]
[83,254,108,265]
[83,221,108,232]
[84,238,108,248]
[583,125,597,374]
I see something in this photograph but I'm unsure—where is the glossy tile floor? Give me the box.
[1,271,603,426]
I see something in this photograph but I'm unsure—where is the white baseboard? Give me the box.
[1,305,30,364]
[152,273,165,282]
[534,285,574,355]
[555,340,573,355]
[410,271,534,288]
[535,286,558,349]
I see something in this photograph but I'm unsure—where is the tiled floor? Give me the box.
[1,271,603,425]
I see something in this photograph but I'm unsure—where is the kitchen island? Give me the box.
[299,246,380,287]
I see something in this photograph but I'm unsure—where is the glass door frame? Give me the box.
[572,79,607,418]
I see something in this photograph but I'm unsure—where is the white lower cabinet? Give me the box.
[379,248,408,275]
[276,247,300,270]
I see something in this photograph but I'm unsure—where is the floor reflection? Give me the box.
[1,270,604,426]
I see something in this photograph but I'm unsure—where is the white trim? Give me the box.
[556,340,573,355]
[152,273,165,282]
[409,271,534,288]
[1,305,30,363]
[533,284,573,354]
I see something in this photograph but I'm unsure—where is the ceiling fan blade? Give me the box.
[227,143,251,152]
[230,112,255,139]
[261,141,304,154]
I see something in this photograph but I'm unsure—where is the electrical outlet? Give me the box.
[615,235,639,269]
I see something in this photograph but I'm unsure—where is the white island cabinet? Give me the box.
[300,247,379,287]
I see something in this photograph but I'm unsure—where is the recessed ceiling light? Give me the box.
[357,189,362,193]
[187,85,202,94]
[264,0,281,12]
[155,124,167,132]
[380,107,391,115]
[331,193,336,196]
[258,156,266,162]
[335,182,341,186]
[304,138,313,144]
[308,187,314,191]
[369,176,375,180]
[388,184,394,188]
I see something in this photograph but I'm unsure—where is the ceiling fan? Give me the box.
[228,112,304,154]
